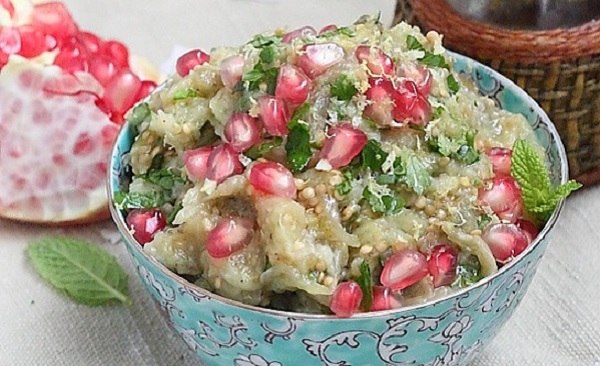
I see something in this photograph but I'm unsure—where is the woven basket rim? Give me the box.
[409,0,600,64]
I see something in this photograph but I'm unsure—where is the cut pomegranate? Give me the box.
[482,223,529,263]
[206,144,243,184]
[0,0,15,19]
[102,69,142,117]
[101,40,129,68]
[259,96,289,136]
[487,147,512,177]
[427,244,458,288]
[296,43,344,78]
[53,36,88,73]
[224,112,261,152]
[355,45,395,76]
[370,286,401,311]
[183,146,214,182]
[42,71,102,98]
[126,208,166,245]
[88,56,120,87]
[329,281,363,317]
[206,217,254,258]
[136,80,157,100]
[318,24,337,34]
[281,26,317,44]
[369,77,395,93]
[364,85,394,126]
[220,55,245,89]
[176,49,210,77]
[249,162,296,199]
[392,80,431,125]
[78,31,102,54]
[478,176,523,223]
[30,2,78,39]
[318,123,367,169]
[16,26,46,58]
[0,27,21,55]
[516,219,539,244]
[397,62,432,96]
[275,64,311,105]
[380,249,429,290]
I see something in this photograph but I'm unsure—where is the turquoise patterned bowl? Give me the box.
[108,53,568,366]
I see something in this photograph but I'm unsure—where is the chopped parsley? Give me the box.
[285,103,312,172]
[166,201,183,225]
[452,255,484,288]
[406,35,450,69]
[245,137,283,159]
[172,88,198,101]
[330,74,358,101]
[114,191,163,210]
[336,165,360,196]
[429,129,481,165]
[249,34,281,48]
[259,45,278,64]
[318,26,356,38]
[356,261,373,311]
[447,74,460,94]
[144,167,185,191]
[129,103,151,133]
[360,140,388,172]
[242,63,279,94]
[398,149,431,196]
[477,214,492,229]
[363,184,405,215]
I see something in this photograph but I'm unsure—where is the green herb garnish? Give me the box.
[27,236,131,306]
[399,149,431,196]
[336,166,360,196]
[447,74,460,94]
[259,45,278,64]
[129,102,151,133]
[249,34,281,48]
[356,261,373,311]
[245,137,283,159]
[330,74,358,101]
[144,167,185,191]
[166,201,183,225]
[242,63,279,94]
[173,88,198,101]
[114,191,163,210]
[360,140,388,172]
[363,185,405,215]
[430,129,480,165]
[318,26,356,38]
[477,214,492,229]
[510,140,581,221]
[452,255,483,288]
[285,103,312,172]
[406,35,450,69]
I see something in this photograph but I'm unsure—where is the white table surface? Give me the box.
[1,1,599,365]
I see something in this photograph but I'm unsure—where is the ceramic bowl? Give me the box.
[108,53,568,366]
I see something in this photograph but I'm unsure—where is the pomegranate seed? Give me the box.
[259,96,289,136]
[427,244,458,288]
[478,176,523,223]
[183,146,214,182]
[319,24,337,34]
[275,64,311,105]
[16,26,47,58]
[370,286,401,311]
[0,0,15,19]
[487,147,512,177]
[206,144,243,184]
[397,62,432,96]
[0,51,7,68]
[364,85,394,126]
[224,112,261,152]
[318,123,368,169]
[126,208,167,245]
[88,56,120,86]
[516,219,539,244]
[220,55,245,89]
[0,27,21,55]
[369,77,395,93]
[103,69,142,115]
[176,49,210,77]
[53,36,88,73]
[249,162,297,199]
[380,249,429,290]
[30,2,78,39]
[355,45,395,76]
[206,217,254,258]
[281,26,317,44]
[329,281,363,317]
[482,223,529,263]
[392,81,431,125]
[136,80,157,100]
[296,43,344,78]
[101,40,129,68]
[78,31,102,54]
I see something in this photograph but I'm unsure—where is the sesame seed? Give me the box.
[360,245,373,255]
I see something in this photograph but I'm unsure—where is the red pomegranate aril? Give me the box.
[220,55,245,89]
[78,31,102,54]
[364,85,394,126]
[206,144,243,184]
[487,147,512,177]
[176,49,210,77]
[206,217,254,258]
[368,77,395,93]
[478,176,523,223]
[380,249,429,290]
[427,244,458,288]
[371,286,401,311]
[517,219,539,244]
[319,24,337,34]
[296,43,344,78]
[101,40,129,68]
[281,26,317,44]
[103,69,142,115]
[259,96,289,136]
[183,146,214,182]
[482,223,529,263]
[136,80,157,100]
[88,56,119,86]
[0,0,15,19]
[53,36,88,73]
[30,2,78,39]
[330,281,363,318]
[355,45,395,76]
[126,208,167,245]
[0,27,21,55]
[318,123,368,169]
[17,26,47,58]
[224,112,261,152]
[275,64,311,105]
[397,62,432,96]
[249,162,297,199]
[392,81,432,125]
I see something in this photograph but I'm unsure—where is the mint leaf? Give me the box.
[173,88,198,101]
[249,34,281,48]
[447,74,460,94]
[114,191,163,210]
[336,166,360,196]
[356,261,373,311]
[27,236,131,306]
[406,35,425,51]
[511,139,581,221]
[129,103,151,133]
[245,137,283,159]
[451,255,483,288]
[242,63,278,94]
[259,45,278,64]
[144,167,185,191]
[285,103,312,172]
[399,150,431,196]
[331,75,358,101]
[406,35,450,69]
[363,186,405,215]
[360,140,388,172]
[429,129,480,165]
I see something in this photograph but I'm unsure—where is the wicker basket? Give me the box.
[395,0,600,185]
